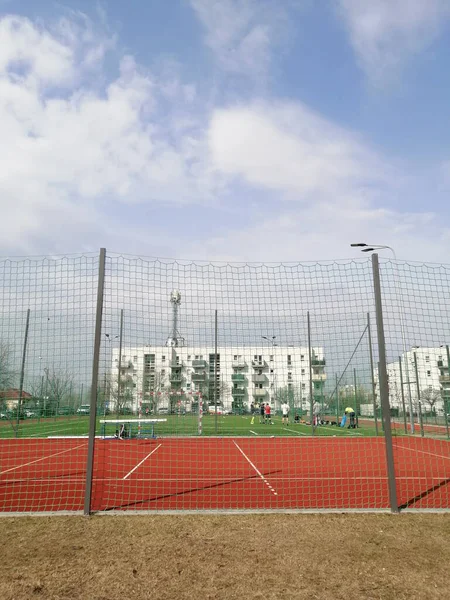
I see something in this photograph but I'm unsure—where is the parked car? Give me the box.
[157,407,169,414]
[0,412,8,420]
[77,405,90,415]
[24,410,36,418]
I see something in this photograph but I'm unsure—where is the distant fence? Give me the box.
[1,250,449,513]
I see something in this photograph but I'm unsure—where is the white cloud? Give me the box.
[208,102,387,199]
[190,0,301,78]
[336,0,450,83]
[184,100,450,263]
[0,14,218,255]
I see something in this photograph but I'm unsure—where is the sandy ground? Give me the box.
[0,513,449,599]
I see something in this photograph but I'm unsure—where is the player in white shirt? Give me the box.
[281,401,290,425]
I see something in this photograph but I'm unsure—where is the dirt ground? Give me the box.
[0,513,449,599]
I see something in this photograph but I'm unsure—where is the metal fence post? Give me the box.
[16,308,30,435]
[84,248,106,516]
[398,357,408,434]
[116,309,124,415]
[413,352,424,438]
[307,311,314,435]
[371,253,399,513]
[367,313,378,435]
[214,309,218,434]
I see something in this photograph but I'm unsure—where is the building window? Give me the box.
[161,370,166,375]
[301,355,304,360]
[425,356,430,362]
[162,356,166,361]
[427,371,431,376]
[270,355,274,362]
[234,355,238,360]
[301,369,305,375]
[302,383,306,390]
[187,355,191,360]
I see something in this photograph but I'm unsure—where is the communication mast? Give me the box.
[165,289,186,347]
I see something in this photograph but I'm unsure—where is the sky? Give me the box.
[1,0,450,263]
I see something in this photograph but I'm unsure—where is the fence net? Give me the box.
[0,251,449,512]
[0,254,98,511]
[380,259,450,509]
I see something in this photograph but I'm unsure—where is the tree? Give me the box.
[420,388,442,415]
[45,370,74,416]
[105,370,136,415]
[0,342,16,398]
[142,371,167,413]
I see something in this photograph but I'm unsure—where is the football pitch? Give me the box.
[0,413,383,439]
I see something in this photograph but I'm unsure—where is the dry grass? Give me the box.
[0,514,449,599]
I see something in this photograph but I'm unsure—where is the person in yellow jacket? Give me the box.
[344,406,356,429]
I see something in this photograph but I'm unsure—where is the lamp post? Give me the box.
[351,243,414,433]
[262,336,277,412]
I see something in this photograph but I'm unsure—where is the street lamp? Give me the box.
[262,336,278,411]
[350,242,414,433]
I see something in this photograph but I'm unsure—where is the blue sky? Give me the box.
[1,0,450,261]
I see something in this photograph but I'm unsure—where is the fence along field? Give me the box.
[0,250,449,514]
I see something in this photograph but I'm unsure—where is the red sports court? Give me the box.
[1,436,449,512]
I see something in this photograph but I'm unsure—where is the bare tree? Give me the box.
[0,342,16,389]
[105,371,135,415]
[420,388,442,415]
[142,371,167,413]
[45,370,74,416]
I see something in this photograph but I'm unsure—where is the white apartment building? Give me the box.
[377,347,450,415]
[109,345,327,414]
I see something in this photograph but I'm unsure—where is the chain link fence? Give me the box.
[0,250,449,513]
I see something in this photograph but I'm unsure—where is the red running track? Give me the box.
[0,437,449,512]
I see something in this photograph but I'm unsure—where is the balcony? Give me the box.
[169,375,183,383]
[232,359,247,369]
[170,360,184,368]
[231,374,246,382]
[252,360,267,369]
[311,358,326,366]
[312,373,327,382]
[252,374,268,384]
[440,375,450,383]
[192,359,207,369]
[253,388,267,398]
[191,373,206,382]
[232,387,246,397]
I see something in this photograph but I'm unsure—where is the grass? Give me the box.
[0,413,388,439]
[1,514,450,599]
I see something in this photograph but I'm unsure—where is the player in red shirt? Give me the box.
[264,403,273,425]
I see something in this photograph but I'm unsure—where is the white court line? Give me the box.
[3,475,446,484]
[0,443,86,476]
[123,444,161,480]
[284,427,307,436]
[29,426,79,437]
[233,440,277,496]
[249,430,259,436]
[394,443,450,462]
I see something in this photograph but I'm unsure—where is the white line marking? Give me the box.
[284,427,307,436]
[249,430,259,436]
[394,443,450,462]
[2,475,447,484]
[233,441,277,496]
[0,444,86,475]
[29,427,79,437]
[123,444,161,480]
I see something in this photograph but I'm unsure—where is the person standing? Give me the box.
[313,400,321,426]
[259,402,265,424]
[281,401,290,425]
[264,402,273,424]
